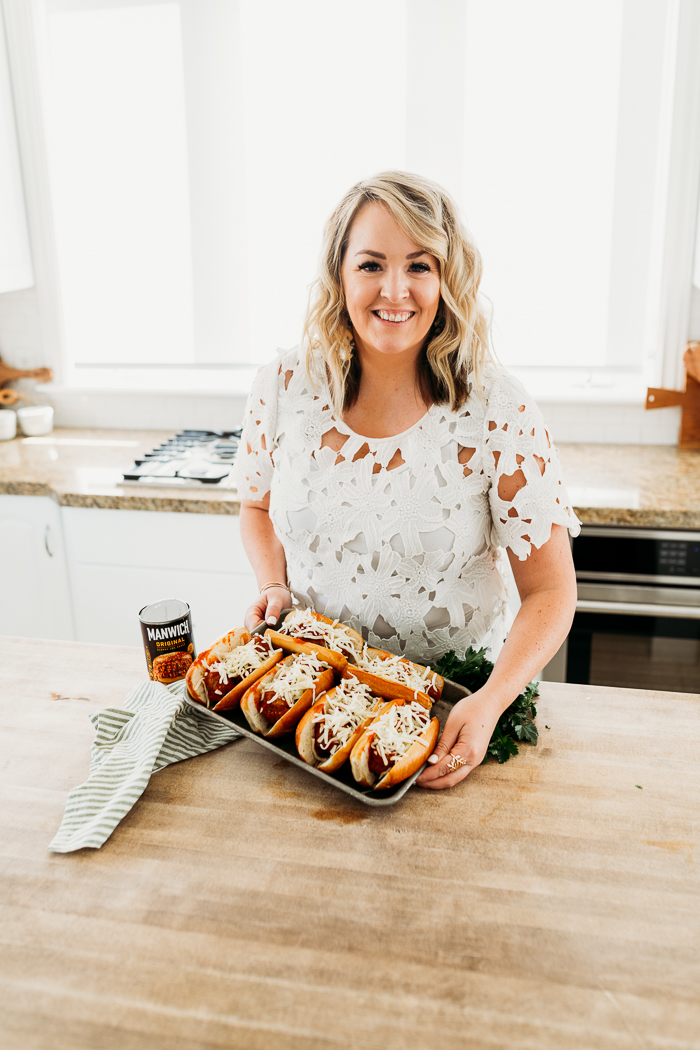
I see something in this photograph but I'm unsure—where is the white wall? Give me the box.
[0,287,44,368]
[541,401,680,446]
[0,285,683,440]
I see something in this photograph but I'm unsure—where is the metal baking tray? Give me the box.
[183,611,470,807]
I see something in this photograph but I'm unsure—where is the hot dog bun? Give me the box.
[295,682,386,773]
[185,627,283,711]
[350,700,440,790]
[342,665,432,709]
[186,627,249,703]
[240,654,336,738]
[276,609,365,663]
[373,716,440,790]
[213,644,284,711]
[357,647,444,701]
[264,630,347,674]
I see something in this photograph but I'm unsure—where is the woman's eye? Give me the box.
[356,260,432,273]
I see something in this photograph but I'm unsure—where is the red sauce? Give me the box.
[260,690,292,725]
[368,743,395,776]
[204,636,273,703]
[204,668,239,702]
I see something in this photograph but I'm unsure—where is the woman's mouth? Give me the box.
[373,310,415,324]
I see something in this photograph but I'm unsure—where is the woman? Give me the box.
[234,171,579,790]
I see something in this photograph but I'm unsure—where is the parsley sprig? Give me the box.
[433,648,539,764]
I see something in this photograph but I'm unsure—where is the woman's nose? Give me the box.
[380,267,410,303]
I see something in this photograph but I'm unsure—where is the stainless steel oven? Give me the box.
[543,526,700,692]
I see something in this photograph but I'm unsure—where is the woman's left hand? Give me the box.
[418,524,577,789]
[416,688,502,789]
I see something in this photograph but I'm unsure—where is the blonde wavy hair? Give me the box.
[303,170,491,414]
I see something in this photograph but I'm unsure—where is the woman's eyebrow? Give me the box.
[355,249,427,259]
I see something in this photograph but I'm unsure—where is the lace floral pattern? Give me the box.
[233,348,580,662]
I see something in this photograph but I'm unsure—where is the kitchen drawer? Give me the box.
[62,506,247,572]
[70,564,257,648]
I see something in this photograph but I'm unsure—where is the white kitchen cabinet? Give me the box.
[62,507,257,651]
[0,495,75,639]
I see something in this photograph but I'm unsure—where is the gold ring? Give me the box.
[447,753,468,772]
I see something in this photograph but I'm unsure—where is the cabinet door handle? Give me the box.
[44,525,54,557]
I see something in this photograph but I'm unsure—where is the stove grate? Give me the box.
[122,428,241,486]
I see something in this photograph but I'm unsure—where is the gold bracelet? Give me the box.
[259,581,289,594]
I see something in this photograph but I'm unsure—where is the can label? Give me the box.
[139,599,196,684]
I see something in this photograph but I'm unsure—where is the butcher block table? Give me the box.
[1,638,699,1050]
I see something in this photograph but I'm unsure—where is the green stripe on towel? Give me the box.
[49,680,239,853]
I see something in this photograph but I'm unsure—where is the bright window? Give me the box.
[45,1,194,366]
[38,0,696,382]
[462,1,623,368]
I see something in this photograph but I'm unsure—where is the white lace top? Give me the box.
[233,348,580,663]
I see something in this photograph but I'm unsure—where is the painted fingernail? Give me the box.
[427,754,440,764]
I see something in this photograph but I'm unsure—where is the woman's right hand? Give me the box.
[244,586,292,631]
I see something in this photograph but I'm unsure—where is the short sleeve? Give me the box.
[484,370,580,559]
[230,358,280,501]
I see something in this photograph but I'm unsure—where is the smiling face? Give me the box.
[340,201,441,361]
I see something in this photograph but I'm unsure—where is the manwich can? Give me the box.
[139,598,196,684]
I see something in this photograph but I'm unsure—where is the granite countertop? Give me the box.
[0,427,240,514]
[558,443,700,529]
[1,427,700,526]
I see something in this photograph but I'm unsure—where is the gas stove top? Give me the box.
[121,429,241,488]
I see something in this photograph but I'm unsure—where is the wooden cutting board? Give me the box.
[0,359,53,389]
[0,356,53,411]
[646,342,700,448]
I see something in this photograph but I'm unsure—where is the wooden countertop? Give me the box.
[1,637,699,1049]
[2,427,700,525]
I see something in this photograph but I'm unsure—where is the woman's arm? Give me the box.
[417,522,577,789]
[240,495,292,630]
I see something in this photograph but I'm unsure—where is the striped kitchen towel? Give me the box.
[49,679,239,853]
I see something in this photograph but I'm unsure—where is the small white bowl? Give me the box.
[18,404,54,436]
[0,410,17,440]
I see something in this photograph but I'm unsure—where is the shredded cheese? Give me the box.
[280,609,364,660]
[209,637,275,685]
[358,649,437,698]
[370,702,431,766]
[312,679,376,755]
[265,652,329,707]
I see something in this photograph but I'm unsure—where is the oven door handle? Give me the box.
[577,599,700,619]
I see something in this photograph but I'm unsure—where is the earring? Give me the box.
[342,331,356,360]
[340,314,356,360]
